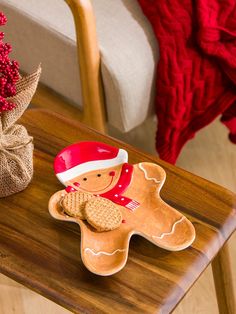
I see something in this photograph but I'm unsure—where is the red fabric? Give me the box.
[137,0,236,163]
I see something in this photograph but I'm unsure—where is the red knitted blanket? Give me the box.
[137,0,236,163]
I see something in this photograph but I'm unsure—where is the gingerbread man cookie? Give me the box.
[49,141,195,276]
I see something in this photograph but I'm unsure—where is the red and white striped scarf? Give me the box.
[65,163,140,211]
[99,163,139,211]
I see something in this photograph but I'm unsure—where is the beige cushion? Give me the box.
[1,0,158,132]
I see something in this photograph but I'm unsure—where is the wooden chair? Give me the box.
[24,3,236,310]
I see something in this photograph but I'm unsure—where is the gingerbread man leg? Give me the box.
[49,190,131,275]
[79,223,130,276]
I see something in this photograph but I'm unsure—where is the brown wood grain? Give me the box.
[212,244,236,314]
[0,109,235,314]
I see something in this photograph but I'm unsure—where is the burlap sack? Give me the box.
[0,66,41,198]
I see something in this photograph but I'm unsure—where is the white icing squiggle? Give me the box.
[152,216,185,239]
[84,248,126,256]
[138,163,161,184]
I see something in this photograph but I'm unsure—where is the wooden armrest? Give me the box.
[64,0,106,132]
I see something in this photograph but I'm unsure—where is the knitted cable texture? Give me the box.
[137,0,236,163]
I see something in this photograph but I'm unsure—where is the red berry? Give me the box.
[0,13,7,26]
[0,12,20,113]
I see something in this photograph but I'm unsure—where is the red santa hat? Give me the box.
[54,141,128,184]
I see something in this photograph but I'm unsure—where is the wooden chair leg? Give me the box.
[211,243,235,314]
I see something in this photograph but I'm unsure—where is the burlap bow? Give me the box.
[0,66,41,198]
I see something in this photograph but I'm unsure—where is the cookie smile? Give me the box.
[79,176,114,193]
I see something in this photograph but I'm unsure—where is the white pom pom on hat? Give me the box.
[54,141,128,185]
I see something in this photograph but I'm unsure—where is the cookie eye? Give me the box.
[97,174,101,177]
[83,178,87,181]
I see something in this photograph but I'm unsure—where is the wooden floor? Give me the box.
[0,117,235,314]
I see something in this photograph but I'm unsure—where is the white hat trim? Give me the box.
[56,148,128,185]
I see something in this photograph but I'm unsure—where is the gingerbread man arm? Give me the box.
[132,162,195,251]
[137,162,166,190]
[48,190,78,222]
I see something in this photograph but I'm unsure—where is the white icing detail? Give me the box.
[119,184,122,188]
[152,217,185,239]
[121,198,124,201]
[126,200,140,211]
[84,248,126,256]
[138,163,161,184]
[126,204,135,210]
[115,194,118,197]
[56,148,128,184]
[125,169,129,172]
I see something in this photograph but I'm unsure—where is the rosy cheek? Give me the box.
[109,171,115,177]
[65,186,76,193]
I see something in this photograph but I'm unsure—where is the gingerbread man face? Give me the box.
[66,165,122,194]
[49,142,195,276]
